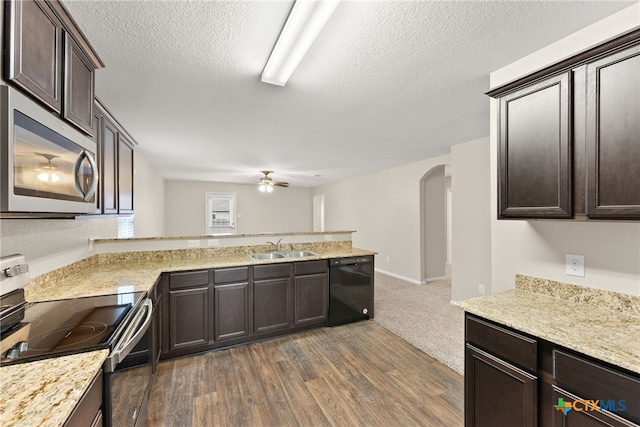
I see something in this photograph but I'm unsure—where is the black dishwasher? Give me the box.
[326,256,373,326]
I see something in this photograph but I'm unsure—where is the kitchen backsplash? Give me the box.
[516,274,640,318]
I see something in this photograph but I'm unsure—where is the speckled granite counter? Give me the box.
[26,243,376,302]
[7,243,375,424]
[0,350,108,427]
[457,274,640,375]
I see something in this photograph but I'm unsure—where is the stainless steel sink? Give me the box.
[247,250,319,261]
[280,250,319,258]
[248,252,286,261]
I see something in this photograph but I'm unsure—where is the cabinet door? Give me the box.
[63,33,95,135]
[168,287,210,352]
[118,136,134,214]
[101,120,118,214]
[552,387,638,427]
[498,73,572,218]
[294,273,327,326]
[586,44,640,218]
[5,0,63,112]
[254,278,292,333]
[90,110,102,214]
[465,344,537,427]
[213,282,250,341]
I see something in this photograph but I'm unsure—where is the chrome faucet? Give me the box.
[267,237,284,252]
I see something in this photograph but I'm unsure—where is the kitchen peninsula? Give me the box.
[1,231,376,427]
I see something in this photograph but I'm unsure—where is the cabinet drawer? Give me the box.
[254,263,291,280]
[169,270,209,290]
[554,350,640,424]
[295,260,327,276]
[466,315,537,372]
[64,371,102,427]
[214,267,248,284]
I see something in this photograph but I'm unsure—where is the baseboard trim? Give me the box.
[424,276,447,283]
[375,268,421,285]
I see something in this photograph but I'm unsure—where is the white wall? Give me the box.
[422,166,447,281]
[164,181,313,236]
[314,153,450,283]
[0,217,118,277]
[133,153,165,237]
[489,4,640,296]
[451,137,492,301]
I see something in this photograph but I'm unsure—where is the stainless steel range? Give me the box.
[0,254,154,426]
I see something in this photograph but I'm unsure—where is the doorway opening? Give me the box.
[419,164,451,283]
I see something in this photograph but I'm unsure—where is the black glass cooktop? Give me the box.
[0,291,145,365]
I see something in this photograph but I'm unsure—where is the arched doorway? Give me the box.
[420,164,451,283]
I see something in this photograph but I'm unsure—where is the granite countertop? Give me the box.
[457,274,640,375]
[26,245,376,302]
[6,243,375,423]
[0,350,109,427]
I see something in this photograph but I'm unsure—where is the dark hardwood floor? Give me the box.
[147,321,464,426]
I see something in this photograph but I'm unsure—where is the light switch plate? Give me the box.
[566,254,585,277]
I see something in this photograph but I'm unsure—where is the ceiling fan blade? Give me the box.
[274,182,289,187]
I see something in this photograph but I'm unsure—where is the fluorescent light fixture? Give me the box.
[262,0,340,86]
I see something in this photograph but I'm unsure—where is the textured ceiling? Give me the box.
[62,0,635,187]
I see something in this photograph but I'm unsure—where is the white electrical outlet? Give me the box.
[566,254,585,277]
[324,235,333,241]
[207,239,219,246]
[479,284,486,295]
[187,240,200,248]
[386,256,390,262]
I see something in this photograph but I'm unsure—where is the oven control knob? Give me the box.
[362,308,368,315]
[17,341,28,352]
[7,348,20,359]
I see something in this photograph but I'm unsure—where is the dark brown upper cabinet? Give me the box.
[118,135,134,214]
[63,33,95,134]
[5,0,63,111]
[4,0,104,135]
[498,73,572,219]
[94,99,136,215]
[489,29,640,221]
[585,44,640,219]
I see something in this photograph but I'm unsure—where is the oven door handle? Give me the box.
[104,299,153,373]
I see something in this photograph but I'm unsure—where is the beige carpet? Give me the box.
[373,272,465,375]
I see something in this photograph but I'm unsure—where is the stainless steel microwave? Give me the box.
[1,85,98,214]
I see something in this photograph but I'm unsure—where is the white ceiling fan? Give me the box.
[258,171,289,193]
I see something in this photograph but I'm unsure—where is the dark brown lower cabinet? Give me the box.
[254,277,292,333]
[294,273,328,325]
[552,387,637,427]
[164,270,212,356]
[160,260,332,360]
[213,282,250,341]
[465,344,537,427]
[168,287,210,352]
[465,313,640,427]
[64,371,103,427]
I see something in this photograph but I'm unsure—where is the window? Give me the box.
[205,193,236,235]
